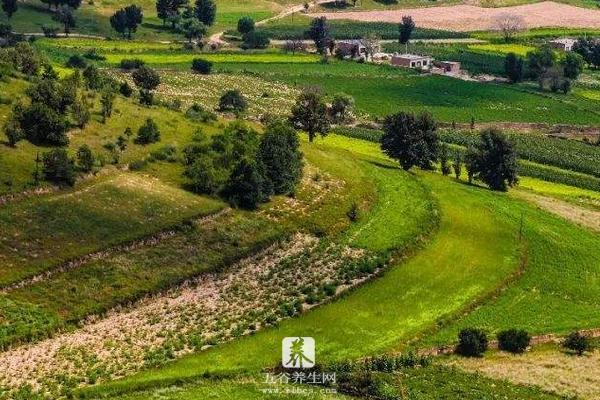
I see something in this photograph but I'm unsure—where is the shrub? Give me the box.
[41,25,60,38]
[456,328,488,357]
[65,54,87,69]
[119,58,145,70]
[76,144,95,173]
[83,48,105,61]
[237,16,255,35]
[128,159,147,171]
[185,103,217,122]
[42,148,76,186]
[218,89,247,113]
[563,331,591,356]
[347,202,359,222]
[191,58,212,74]
[19,103,68,146]
[150,144,177,162]
[119,81,133,97]
[241,31,270,49]
[135,118,160,144]
[497,329,530,353]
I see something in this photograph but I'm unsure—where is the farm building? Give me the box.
[439,61,461,74]
[391,54,433,69]
[336,40,381,57]
[548,38,577,51]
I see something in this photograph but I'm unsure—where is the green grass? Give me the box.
[519,176,600,210]
[473,27,600,41]
[0,173,224,286]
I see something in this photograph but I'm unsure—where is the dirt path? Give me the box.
[314,1,600,31]
[515,190,600,232]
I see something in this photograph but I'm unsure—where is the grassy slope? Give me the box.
[0,173,223,285]
[82,134,526,398]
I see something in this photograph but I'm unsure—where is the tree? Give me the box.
[132,65,160,105]
[380,111,439,171]
[527,45,556,80]
[135,118,161,144]
[53,5,76,36]
[497,329,530,354]
[289,87,330,142]
[76,144,95,172]
[3,106,23,147]
[1,0,17,19]
[504,52,524,83]
[156,0,186,28]
[573,38,600,69]
[42,148,76,186]
[563,51,584,80]
[306,17,330,55]
[100,88,117,123]
[110,5,143,39]
[464,146,477,184]
[222,158,269,209]
[452,152,462,179]
[184,151,228,194]
[360,33,380,61]
[237,16,255,35]
[19,103,69,146]
[329,93,354,124]
[456,328,488,357]
[473,128,518,191]
[563,331,591,356]
[398,15,415,52]
[493,13,525,42]
[241,31,270,50]
[181,17,206,45]
[257,120,303,195]
[218,89,247,113]
[194,0,216,26]
[191,58,212,74]
[72,96,91,128]
[439,143,451,176]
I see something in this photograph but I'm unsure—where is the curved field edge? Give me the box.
[79,135,527,398]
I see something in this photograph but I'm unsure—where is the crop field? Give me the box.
[467,43,536,56]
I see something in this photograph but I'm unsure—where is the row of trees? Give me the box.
[380,111,518,191]
[456,327,593,357]
[504,45,584,93]
[183,120,303,209]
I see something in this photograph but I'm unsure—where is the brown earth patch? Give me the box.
[314,1,600,31]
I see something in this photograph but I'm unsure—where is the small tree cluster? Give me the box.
[183,120,303,209]
[573,38,600,69]
[380,111,439,171]
[466,128,518,191]
[526,45,582,93]
[110,4,143,39]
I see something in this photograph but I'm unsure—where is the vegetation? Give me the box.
[289,87,330,142]
[562,331,591,356]
[497,328,531,353]
[456,328,489,357]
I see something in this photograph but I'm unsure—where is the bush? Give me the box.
[241,31,270,50]
[83,48,106,61]
[149,144,177,162]
[237,16,255,35]
[119,58,145,70]
[218,89,247,113]
[191,58,212,74]
[42,148,76,186]
[76,144,95,173]
[456,328,488,357]
[65,54,87,69]
[19,103,68,146]
[185,103,217,123]
[563,331,591,356]
[497,329,530,353]
[41,25,60,38]
[135,118,160,144]
[119,81,133,97]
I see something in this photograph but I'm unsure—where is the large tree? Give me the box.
[472,128,518,191]
[289,87,330,142]
[53,5,76,35]
[156,0,187,28]
[194,0,216,26]
[110,5,143,39]
[504,52,524,83]
[306,17,330,55]
[380,111,439,171]
[180,17,206,44]
[493,13,526,42]
[398,15,415,52]
[1,0,17,19]
[257,120,303,195]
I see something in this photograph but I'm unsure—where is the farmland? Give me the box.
[1,0,600,398]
